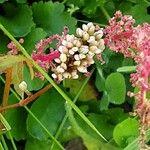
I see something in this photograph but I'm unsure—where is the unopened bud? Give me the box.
[19,81,27,92]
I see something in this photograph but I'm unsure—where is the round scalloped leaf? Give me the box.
[113,118,139,147]
[27,88,65,140]
[23,28,47,54]
[105,72,126,104]
[32,1,77,35]
[0,3,34,37]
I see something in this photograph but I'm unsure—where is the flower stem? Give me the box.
[1,136,8,150]
[7,131,17,150]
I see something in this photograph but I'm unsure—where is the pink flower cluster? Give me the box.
[104,11,136,57]
[7,38,24,55]
[31,35,62,79]
[105,11,150,148]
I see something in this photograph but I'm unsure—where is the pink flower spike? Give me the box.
[32,51,60,62]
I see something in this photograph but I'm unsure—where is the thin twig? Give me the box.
[0,84,52,112]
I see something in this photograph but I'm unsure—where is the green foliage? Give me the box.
[5,94,27,141]
[32,1,77,35]
[105,72,126,104]
[113,118,139,148]
[0,3,34,37]
[64,76,98,101]
[23,28,47,54]
[27,88,65,140]
[1,0,150,149]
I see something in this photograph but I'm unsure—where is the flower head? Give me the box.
[104,10,135,57]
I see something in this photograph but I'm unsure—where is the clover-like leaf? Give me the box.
[105,72,126,104]
[113,118,139,147]
[32,1,77,35]
[0,3,34,37]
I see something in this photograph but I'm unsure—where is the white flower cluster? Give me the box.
[51,22,105,81]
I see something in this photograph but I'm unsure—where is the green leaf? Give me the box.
[105,73,126,104]
[113,118,139,148]
[95,67,105,92]
[23,65,45,91]
[65,0,85,7]
[25,138,61,150]
[5,94,27,141]
[64,76,98,101]
[117,66,136,73]
[99,92,109,111]
[32,1,77,35]
[126,2,150,24]
[0,3,34,37]
[23,28,47,54]
[27,88,65,140]
[0,30,9,53]
[82,0,106,17]
[66,103,103,150]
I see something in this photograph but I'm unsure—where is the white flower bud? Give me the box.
[61,63,67,70]
[77,66,87,73]
[62,40,68,46]
[82,24,88,32]
[54,58,61,63]
[90,40,98,46]
[69,50,75,55]
[79,54,86,59]
[95,48,102,54]
[60,53,67,62]
[74,60,81,66]
[81,60,88,66]
[63,72,71,78]
[80,46,89,54]
[19,81,27,92]
[94,30,103,40]
[57,74,63,81]
[66,42,73,49]
[88,26,95,35]
[58,46,65,53]
[87,22,94,28]
[73,40,82,47]
[88,51,95,56]
[52,73,57,79]
[83,32,90,41]
[56,66,65,73]
[87,36,95,43]
[71,47,78,52]
[89,45,97,52]
[72,74,79,79]
[74,54,80,61]
[76,28,83,37]
[66,34,75,42]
